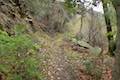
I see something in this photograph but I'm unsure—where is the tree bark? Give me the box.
[112,3,120,80]
[102,0,114,54]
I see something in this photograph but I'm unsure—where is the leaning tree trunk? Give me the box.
[112,1,120,80]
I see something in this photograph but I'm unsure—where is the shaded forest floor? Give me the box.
[33,31,114,80]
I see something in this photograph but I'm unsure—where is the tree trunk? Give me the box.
[102,0,114,54]
[112,3,120,80]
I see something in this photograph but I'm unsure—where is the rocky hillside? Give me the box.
[0,0,27,31]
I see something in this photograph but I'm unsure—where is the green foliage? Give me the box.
[83,59,102,80]
[0,30,33,55]
[64,0,76,14]
[13,75,22,80]
[106,31,116,38]
[111,0,120,6]
[83,59,95,74]
[0,24,45,80]
[14,24,27,35]
[25,57,45,80]
[0,64,10,73]
[0,24,4,30]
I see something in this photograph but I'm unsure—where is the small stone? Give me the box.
[57,77,60,80]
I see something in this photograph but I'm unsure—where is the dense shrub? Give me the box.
[0,24,45,80]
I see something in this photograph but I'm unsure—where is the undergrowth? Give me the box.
[0,24,45,80]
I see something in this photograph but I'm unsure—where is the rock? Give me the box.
[90,47,102,56]
[77,40,92,49]
[72,38,102,55]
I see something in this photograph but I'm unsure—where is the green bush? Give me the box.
[64,0,76,14]
[83,59,102,80]
[0,30,33,55]
[0,24,45,80]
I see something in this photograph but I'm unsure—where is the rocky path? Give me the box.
[40,40,77,80]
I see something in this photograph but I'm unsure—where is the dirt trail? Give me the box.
[41,39,77,80]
